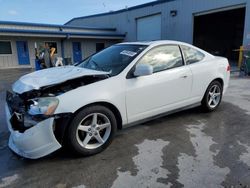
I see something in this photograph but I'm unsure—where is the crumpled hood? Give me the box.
[12,66,109,94]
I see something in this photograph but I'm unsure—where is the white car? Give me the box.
[5,40,230,159]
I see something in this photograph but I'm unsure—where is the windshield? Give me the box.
[77,44,147,76]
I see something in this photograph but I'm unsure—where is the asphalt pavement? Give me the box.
[0,69,250,188]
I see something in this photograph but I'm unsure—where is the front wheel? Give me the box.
[201,81,223,112]
[67,105,117,156]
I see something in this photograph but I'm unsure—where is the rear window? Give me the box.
[181,45,205,64]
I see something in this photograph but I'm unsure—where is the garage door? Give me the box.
[137,14,161,41]
[193,7,245,61]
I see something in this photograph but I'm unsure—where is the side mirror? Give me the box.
[134,64,153,77]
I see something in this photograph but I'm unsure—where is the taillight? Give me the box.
[227,64,231,72]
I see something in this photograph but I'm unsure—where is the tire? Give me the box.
[67,105,117,156]
[201,80,223,112]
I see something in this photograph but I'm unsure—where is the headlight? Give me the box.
[28,97,59,116]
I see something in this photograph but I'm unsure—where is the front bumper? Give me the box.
[5,103,62,159]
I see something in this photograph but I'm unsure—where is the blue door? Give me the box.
[72,42,82,63]
[16,41,30,65]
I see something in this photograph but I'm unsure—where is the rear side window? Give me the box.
[137,45,184,73]
[181,45,205,64]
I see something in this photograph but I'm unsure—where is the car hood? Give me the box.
[12,66,109,94]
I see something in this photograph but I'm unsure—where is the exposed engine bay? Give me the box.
[6,75,108,132]
[20,74,108,99]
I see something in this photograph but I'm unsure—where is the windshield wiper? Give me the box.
[83,59,112,76]
[91,59,108,73]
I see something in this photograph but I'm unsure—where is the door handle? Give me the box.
[180,75,188,78]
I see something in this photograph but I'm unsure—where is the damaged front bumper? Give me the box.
[5,102,62,159]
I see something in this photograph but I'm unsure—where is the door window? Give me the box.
[96,43,105,52]
[137,45,183,73]
[44,42,57,54]
[181,45,205,64]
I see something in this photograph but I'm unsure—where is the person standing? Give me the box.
[50,46,56,66]
[44,42,51,68]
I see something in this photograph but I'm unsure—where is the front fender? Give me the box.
[54,76,127,125]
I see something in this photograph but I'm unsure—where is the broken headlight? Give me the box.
[28,97,59,116]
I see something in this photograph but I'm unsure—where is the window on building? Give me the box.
[137,45,184,73]
[96,43,105,52]
[181,45,205,64]
[0,41,12,54]
[45,42,57,54]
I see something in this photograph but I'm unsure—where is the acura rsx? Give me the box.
[5,40,230,159]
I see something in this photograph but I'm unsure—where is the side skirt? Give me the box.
[122,102,201,129]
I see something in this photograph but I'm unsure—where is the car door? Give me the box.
[180,45,208,99]
[125,45,193,123]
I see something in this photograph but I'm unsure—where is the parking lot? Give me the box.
[0,69,250,188]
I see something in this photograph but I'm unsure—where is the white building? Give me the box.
[0,21,124,69]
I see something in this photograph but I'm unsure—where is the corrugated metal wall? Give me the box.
[67,0,250,45]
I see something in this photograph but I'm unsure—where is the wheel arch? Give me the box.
[212,78,224,89]
[73,101,123,130]
[202,77,224,101]
[55,101,123,145]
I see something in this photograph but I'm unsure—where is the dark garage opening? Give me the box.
[193,7,245,62]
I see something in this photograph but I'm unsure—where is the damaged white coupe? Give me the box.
[5,41,230,159]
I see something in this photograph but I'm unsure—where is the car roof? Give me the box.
[117,40,214,58]
[118,40,192,46]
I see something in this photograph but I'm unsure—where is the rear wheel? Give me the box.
[201,81,222,112]
[67,105,117,156]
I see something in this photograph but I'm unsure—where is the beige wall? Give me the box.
[0,37,19,68]
[0,36,62,69]
[63,38,119,63]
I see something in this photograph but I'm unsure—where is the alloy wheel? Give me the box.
[207,84,221,109]
[76,113,111,149]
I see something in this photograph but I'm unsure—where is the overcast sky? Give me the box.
[0,0,153,24]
